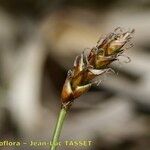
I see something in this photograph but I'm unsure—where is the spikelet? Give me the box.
[61,27,134,106]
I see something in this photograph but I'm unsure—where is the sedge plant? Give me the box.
[50,27,134,150]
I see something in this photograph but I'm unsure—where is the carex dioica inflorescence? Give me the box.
[61,27,134,107]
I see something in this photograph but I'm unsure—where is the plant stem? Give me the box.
[50,106,68,150]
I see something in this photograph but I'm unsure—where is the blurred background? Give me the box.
[0,0,150,150]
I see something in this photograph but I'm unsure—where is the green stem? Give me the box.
[50,106,69,150]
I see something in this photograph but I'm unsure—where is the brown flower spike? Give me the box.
[61,28,134,105]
